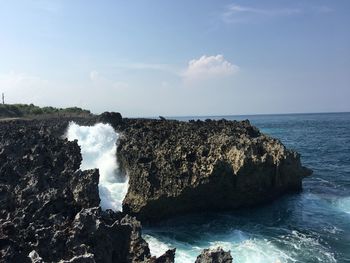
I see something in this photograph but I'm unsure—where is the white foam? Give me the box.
[143,235,172,257]
[144,232,294,263]
[144,228,338,263]
[282,230,336,263]
[143,234,199,263]
[209,239,294,263]
[66,122,128,211]
[335,197,350,214]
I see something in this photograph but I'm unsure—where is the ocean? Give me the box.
[143,112,350,263]
[67,112,350,263]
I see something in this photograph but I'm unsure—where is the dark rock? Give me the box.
[69,169,100,207]
[117,118,312,222]
[195,247,232,263]
[98,112,123,129]
[146,248,176,263]
[156,249,176,263]
[0,120,173,263]
[0,114,313,262]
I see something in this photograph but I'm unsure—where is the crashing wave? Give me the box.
[66,122,128,211]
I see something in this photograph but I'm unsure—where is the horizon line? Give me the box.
[136,111,350,119]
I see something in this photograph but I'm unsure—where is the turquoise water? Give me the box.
[144,112,350,263]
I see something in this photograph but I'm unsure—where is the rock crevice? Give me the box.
[0,120,173,263]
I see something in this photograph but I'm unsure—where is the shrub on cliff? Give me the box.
[0,103,91,118]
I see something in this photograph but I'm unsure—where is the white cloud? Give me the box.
[127,63,170,71]
[0,71,49,104]
[183,55,239,81]
[313,6,334,14]
[222,4,333,23]
[109,62,178,76]
[0,70,131,112]
[89,70,128,90]
[226,4,301,16]
[89,70,100,81]
[0,71,48,87]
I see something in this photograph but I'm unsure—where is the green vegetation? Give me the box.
[0,103,91,118]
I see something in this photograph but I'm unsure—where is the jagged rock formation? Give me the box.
[0,113,312,263]
[0,120,173,263]
[97,112,123,130]
[118,118,312,222]
[195,248,232,263]
[147,249,176,263]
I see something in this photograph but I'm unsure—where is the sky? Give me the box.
[0,0,349,117]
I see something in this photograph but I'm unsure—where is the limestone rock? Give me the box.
[0,120,172,263]
[98,112,123,129]
[195,247,232,263]
[118,118,312,222]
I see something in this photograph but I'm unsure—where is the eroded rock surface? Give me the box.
[97,112,123,130]
[118,118,312,222]
[0,120,172,263]
[0,114,312,262]
[195,247,232,263]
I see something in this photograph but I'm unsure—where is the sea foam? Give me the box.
[66,122,128,211]
[144,228,337,263]
[144,235,292,263]
[336,197,350,214]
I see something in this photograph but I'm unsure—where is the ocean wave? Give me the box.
[66,122,128,211]
[144,228,337,263]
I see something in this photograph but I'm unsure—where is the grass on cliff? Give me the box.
[0,103,91,118]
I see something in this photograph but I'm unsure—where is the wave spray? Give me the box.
[66,122,128,211]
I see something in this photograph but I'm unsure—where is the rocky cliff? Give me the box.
[0,113,312,262]
[0,119,173,263]
[118,118,312,222]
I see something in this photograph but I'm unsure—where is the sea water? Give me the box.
[67,113,350,262]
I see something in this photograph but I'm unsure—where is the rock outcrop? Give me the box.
[0,120,173,263]
[97,112,123,130]
[0,113,312,262]
[195,248,232,263]
[118,118,312,222]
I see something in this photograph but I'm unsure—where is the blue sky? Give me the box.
[0,0,349,116]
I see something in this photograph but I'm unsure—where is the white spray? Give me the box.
[66,122,128,211]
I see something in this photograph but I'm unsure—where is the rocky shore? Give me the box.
[0,119,174,262]
[118,118,312,222]
[0,113,312,262]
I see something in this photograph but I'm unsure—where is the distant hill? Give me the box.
[0,103,91,118]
